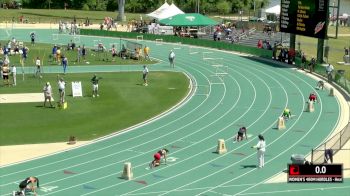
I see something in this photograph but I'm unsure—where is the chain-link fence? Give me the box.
[311,122,350,164]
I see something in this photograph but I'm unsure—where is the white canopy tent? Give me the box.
[147,3,184,20]
[147,2,170,19]
[265,5,281,15]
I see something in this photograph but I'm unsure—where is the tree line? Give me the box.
[3,0,270,14]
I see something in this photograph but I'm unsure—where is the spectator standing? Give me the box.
[142,65,149,86]
[301,52,306,70]
[30,32,36,46]
[111,45,117,62]
[82,45,87,61]
[169,50,175,68]
[144,46,150,61]
[43,82,53,107]
[35,57,41,77]
[11,65,16,86]
[57,76,66,105]
[91,74,101,98]
[325,63,334,83]
[62,56,68,74]
[309,57,316,73]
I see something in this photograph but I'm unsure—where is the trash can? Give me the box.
[291,154,305,164]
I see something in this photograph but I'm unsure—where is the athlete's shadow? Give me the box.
[240,164,257,169]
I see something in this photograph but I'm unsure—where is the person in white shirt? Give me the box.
[43,82,53,107]
[142,65,149,86]
[11,65,16,86]
[35,57,41,77]
[325,63,334,82]
[252,134,266,168]
[169,50,175,68]
[57,76,66,104]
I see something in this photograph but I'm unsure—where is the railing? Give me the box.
[311,122,350,164]
[80,29,273,59]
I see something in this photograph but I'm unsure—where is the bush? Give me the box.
[82,4,89,11]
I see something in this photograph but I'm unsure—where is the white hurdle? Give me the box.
[52,34,58,41]
[173,42,182,50]
[194,85,209,96]
[136,35,143,41]
[189,46,200,54]
[155,38,163,45]
[73,35,80,43]
[202,51,214,60]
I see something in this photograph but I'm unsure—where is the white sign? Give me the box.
[72,81,83,97]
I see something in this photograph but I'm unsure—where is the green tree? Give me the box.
[217,0,231,14]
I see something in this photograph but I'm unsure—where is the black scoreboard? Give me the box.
[280,0,329,39]
[288,164,343,183]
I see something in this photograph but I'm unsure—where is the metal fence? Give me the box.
[311,121,350,164]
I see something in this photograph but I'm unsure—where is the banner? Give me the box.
[72,81,83,97]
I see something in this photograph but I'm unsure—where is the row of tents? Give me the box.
[147,2,218,27]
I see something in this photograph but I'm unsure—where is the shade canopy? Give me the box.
[159,13,218,26]
[147,3,184,20]
[147,2,170,19]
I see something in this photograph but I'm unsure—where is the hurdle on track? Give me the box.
[109,43,119,49]
[155,38,163,45]
[93,40,101,48]
[209,73,227,85]
[173,42,182,50]
[194,85,209,96]
[136,35,143,41]
[52,34,58,41]
[212,65,229,75]
[189,46,200,54]
[202,51,214,60]
[73,35,81,43]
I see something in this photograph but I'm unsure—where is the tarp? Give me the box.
[159,13,218,26]
[147,3,184,20]
[265,5,281,15]
[147,2,170,19]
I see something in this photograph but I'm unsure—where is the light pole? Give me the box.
[332,0,335,24]
[196,0,200,13]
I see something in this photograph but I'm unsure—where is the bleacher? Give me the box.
[202,28,290,49]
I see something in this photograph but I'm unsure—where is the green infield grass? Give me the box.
[0,41,157,66]
[0,71,190,146]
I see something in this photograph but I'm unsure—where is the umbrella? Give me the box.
[159,13,218,26]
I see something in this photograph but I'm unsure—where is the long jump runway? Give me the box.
[0,30,349,195]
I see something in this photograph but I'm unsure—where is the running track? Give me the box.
[0,29,349,195]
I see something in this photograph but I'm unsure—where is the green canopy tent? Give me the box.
[159,13,218,26]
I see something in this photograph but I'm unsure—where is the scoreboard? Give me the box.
[288,164,343,183]
[280,0,329,39]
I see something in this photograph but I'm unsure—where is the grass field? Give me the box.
[0,42,157,66]
[0,8,147,24]
[297,34,350,79]
[0,72,190,146]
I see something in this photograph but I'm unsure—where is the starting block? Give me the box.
[329,88,334,96]
[306,101,314,112]
[121,162,133,180]
[277,117,286,130]
[216,139,227,154]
